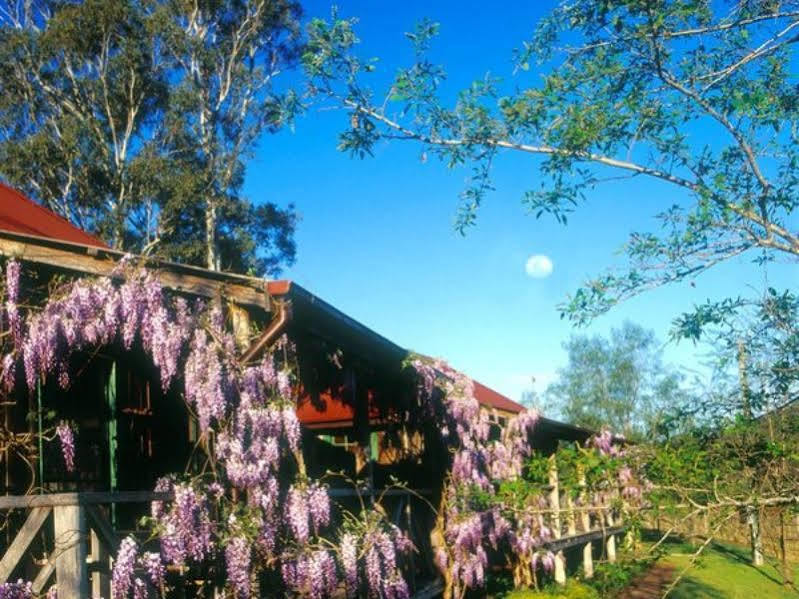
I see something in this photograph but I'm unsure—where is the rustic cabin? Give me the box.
[0,184,600,597]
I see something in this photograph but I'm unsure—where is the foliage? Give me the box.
[302,6,799,584]
[584,560,649,598]
[304,2,799,324]
[0,0,300,275]
[544,322,692,439]
[671,286,799,420]
[503,579,599,599]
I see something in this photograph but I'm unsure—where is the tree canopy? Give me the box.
[305,1,799,324]
[544,321,690,438]
[0,0,300,275]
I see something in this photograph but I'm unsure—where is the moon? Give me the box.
[525,255,554,279]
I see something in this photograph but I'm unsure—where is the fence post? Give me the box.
[90,528,110,599]
[53,503,89,598]
[578,468,593,578]
[548,455,566,585]
[605,507,617,564]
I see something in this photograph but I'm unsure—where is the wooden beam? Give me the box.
[0,231,270,311]
[544,526,627,553]
[85,505,120,556]
[53,504,89,598]
[578,469,594,579]
[32,558,55,595]
[228,302,253,350]
[0,507,51,582]
[89,528,110,599]
[606,510,618,563]
[0,491,171,510]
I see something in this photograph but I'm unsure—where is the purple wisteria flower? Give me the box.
[111,536,138,599]
[281,550,338,599]
[5,260,21,348]
[157,483,214,566]
[340,533,358,597]
[1,353,15,393]
[140,551,165,587]
[55,423,75,472]
[0,580,32,599]
[225,536,252,598]
[308,482,330,532]
[184,329,228,432]
[541,551,556,573]
[287,484,310,543]
[18,270,191,393]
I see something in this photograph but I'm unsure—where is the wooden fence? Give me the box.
[0,491,169,598]
[0,478,627,598]
[541,456,627,585]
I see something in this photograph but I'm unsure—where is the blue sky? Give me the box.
[243,1,796,406]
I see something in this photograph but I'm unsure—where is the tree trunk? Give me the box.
[206,199,219,271]
[737,339,752,418]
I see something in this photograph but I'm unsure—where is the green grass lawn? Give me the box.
[661,541,799,599]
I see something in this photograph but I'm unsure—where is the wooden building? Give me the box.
[0,185,596,596]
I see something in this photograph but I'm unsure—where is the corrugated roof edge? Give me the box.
[267,279,408,361]
[0,182,108,248]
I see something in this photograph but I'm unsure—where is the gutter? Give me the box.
[241,299,292,364]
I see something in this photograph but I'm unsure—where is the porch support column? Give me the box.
[53,504,89,598]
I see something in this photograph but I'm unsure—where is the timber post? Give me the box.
[605,507,617,563]
[90,528,110,599]
[548,455,566,585]
[578,468,594,578]
[53,504,89,598]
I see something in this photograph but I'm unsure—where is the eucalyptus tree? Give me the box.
[305,1,799,324]
[546,321,691,439]
[0,0,300,275]
[151,0,302,272]
[0,0,165,248]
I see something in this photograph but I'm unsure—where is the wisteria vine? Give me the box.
[0,260,416,598]
[0,259,645,598]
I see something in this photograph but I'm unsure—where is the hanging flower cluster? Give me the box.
[324,517,412,599]
[55,422,75,472]
[410,356,548,596]
[12,265,196,392]
[4,260,21,349]
[1,260,20,391]
[1,260,417,598]
[111,536,165,599]
[154,480,215,565]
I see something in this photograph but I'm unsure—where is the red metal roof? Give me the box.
[472,380,526,414]
[295,380,525,428]
[0,183,107,248]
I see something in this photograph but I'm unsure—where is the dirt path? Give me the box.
[616,564,676,599]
